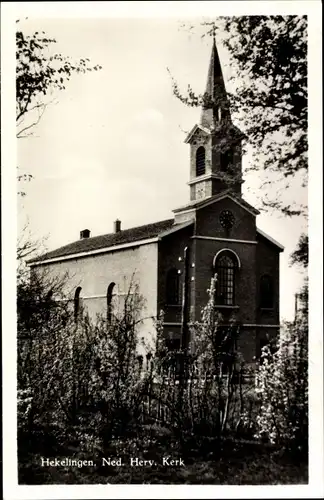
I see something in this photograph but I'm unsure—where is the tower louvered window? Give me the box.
[220,148,234,171]
[196,146,206,176]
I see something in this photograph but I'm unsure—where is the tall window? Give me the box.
[74,286,82,322]
[214,251,238,305]
[196,146,206,176]
[220,148,234,171]
[260,275,274,308]
[166,268,180,305]
[107,282,116,323]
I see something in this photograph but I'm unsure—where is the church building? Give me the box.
[29,39,284,362]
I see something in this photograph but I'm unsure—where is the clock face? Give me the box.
[219,210,235,229]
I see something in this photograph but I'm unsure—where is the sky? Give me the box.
[16,14,308,321]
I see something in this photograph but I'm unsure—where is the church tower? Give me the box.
[185,38,244,202]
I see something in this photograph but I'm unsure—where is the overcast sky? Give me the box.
[16,12,309,321]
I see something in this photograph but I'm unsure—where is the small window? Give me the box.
[74,286,82,322]
[107,282,116,322]
[196,146,206,176]
[260,275,274,308]
[220,148,234,171]
[166,268,180,305]
[214,251,238,305]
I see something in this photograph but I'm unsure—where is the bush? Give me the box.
[255,313,308,456]
[151,276,255,444]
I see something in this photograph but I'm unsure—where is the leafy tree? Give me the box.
[172,16,307,217]
[17,265,72,384]
[255,313,308,457]
[290,233,308,269]
[17,274,150,449]
[88,283,150,447]
[289,231,308,316]
[151,276,253,445]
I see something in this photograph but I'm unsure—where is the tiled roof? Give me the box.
[29,218,175,264]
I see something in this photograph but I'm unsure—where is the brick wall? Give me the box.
[256,235,280,325]
[158,225,194,327]
[193,238,257,324]
[195,198,256,241]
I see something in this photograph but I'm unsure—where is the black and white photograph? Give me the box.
[2,1,323,498]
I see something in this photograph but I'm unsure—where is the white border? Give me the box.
[2,1,323,499]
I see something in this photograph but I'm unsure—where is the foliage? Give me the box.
[86,283,151,446]
[172,16,307,217]
[17,263,75,428]
[16,20,102,138]
[150,276,255,445]
[221,17,307,186]
[255,313,308,455]
[17,269,308,484]
[17,272,151,446]
[290,233,308,269]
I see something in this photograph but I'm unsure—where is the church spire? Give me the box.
[201,37,230,129]
[184,38,244,203]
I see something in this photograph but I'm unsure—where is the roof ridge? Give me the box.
[28,217,175,264]
[83,217,175,242]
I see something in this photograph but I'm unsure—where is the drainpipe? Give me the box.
[180,245,190,352]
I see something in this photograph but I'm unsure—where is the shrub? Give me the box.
[151,276,254,444]
[255,311,308,455]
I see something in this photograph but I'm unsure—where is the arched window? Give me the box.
[74,286,82,322]
[45,290,53,322]
[166,268,180,305]
[214,251,239,305]
[196,146,206,177]
[260,275,274,308]
[107,282,116,323]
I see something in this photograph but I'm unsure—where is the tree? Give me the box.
[17,276,150,458]
[17,262,74,432]
[289,232,308,316]
[255,314,308,456]
[171,16,307,217]
[290,233,308,269]
[151,276,253,445]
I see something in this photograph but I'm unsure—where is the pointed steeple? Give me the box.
[201,37,230,129]
[182,38,245,204]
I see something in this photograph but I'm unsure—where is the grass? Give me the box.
[18,424,308,485]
